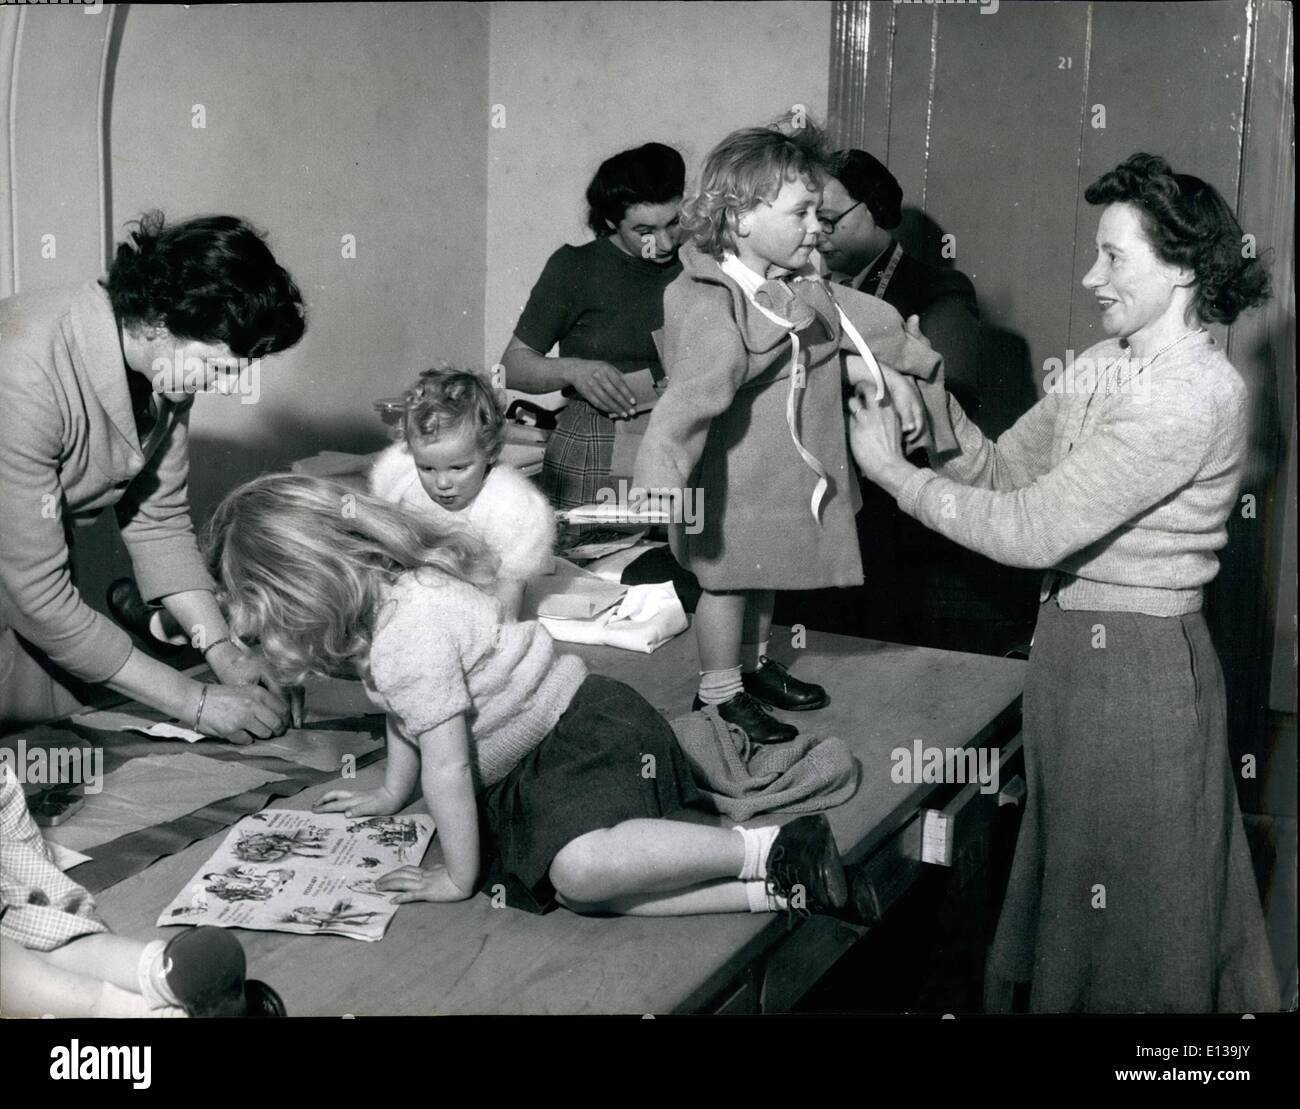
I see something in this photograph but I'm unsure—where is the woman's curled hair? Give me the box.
[204,473,497,686]
[1085,153,1269,325]
[104,211,306,358]
[586,143,686,236]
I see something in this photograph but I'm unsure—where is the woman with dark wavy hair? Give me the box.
[500,142,685,515]
[0,212,305,742]
[848,154,1279,1012]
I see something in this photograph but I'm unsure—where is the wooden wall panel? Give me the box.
[925,2,1090,401]
[1069,0,1249,355]
[883,5,936,219]
[830,0,1294,783]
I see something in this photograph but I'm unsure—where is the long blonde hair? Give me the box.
[204,473,498,684]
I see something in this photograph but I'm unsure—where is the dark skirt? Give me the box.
[478,675,705,913]
[986,600,1280,1013]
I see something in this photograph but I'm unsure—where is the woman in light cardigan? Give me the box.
[849,154,1279,1013]
[0,212,304,741]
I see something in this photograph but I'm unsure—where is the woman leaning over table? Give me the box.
[847,154,1280,1013]
[0,212,304,743]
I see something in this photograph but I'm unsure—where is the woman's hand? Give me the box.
[563,359,638,419]
[206,640,304,728]
[194,682,294,745]
[313,786,403,818]
[848,385,916,498]
[375,863,473,904]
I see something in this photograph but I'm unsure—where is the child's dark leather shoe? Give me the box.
[742,656,829,711]
[691,691,798,744]
[764,814,848,916]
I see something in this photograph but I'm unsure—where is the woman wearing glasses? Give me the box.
[817,150,980,422]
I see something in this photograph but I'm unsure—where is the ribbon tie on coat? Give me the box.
[723,258,888,523]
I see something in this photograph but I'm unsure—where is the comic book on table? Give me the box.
[157,809,435,942]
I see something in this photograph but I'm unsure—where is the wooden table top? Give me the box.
[95,628,1025,1015]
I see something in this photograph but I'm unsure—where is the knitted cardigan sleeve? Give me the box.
[895,364,1218,569]
[0,350,134,682]
[931,389,1062,492]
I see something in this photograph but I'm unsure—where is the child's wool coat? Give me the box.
[634,243,954,590]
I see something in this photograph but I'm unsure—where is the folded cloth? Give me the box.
[668,707,860,822]
[539,582,687,654]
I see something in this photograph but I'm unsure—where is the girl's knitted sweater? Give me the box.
[367,569,587,787]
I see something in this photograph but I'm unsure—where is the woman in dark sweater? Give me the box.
[500,143,685,512]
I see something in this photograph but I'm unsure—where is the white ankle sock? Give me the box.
[137,939,181,1010]
[733,824,781,881]
[92,981,180,1018]
[744,880,788,913]
[698,666,743,706]
[741,640,770,673]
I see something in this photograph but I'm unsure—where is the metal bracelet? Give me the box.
[193,684,209,732]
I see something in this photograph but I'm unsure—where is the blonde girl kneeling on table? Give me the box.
[206,474,850,918]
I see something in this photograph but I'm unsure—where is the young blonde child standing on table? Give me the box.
[633,117,954,744]
[369,368,554,621]
[206,473,850,919]
[0,764,283,1017]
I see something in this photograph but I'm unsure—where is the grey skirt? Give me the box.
[986,600,1280,1013]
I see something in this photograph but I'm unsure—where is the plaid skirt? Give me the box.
[986,601,1280,1013]
[540,399,616,511]
[0,764,109,951]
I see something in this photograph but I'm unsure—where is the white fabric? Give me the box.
[537,582,687,654]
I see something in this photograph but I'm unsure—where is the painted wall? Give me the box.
[484,0,834,387]
[109,2,490,520]
[5,4,107,294]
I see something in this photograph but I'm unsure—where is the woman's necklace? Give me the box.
[1104,325,1207,392]
[1127,325,1206,367]
[1067,326,1206,452]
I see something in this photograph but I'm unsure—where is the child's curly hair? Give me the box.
[680,111,832,260]
[399,366,506,463]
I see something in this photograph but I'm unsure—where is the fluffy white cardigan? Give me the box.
[369,443,556,580]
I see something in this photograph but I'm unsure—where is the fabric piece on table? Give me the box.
[44,752,288,853]
[669,708,860,821]
[232,728,382,774]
